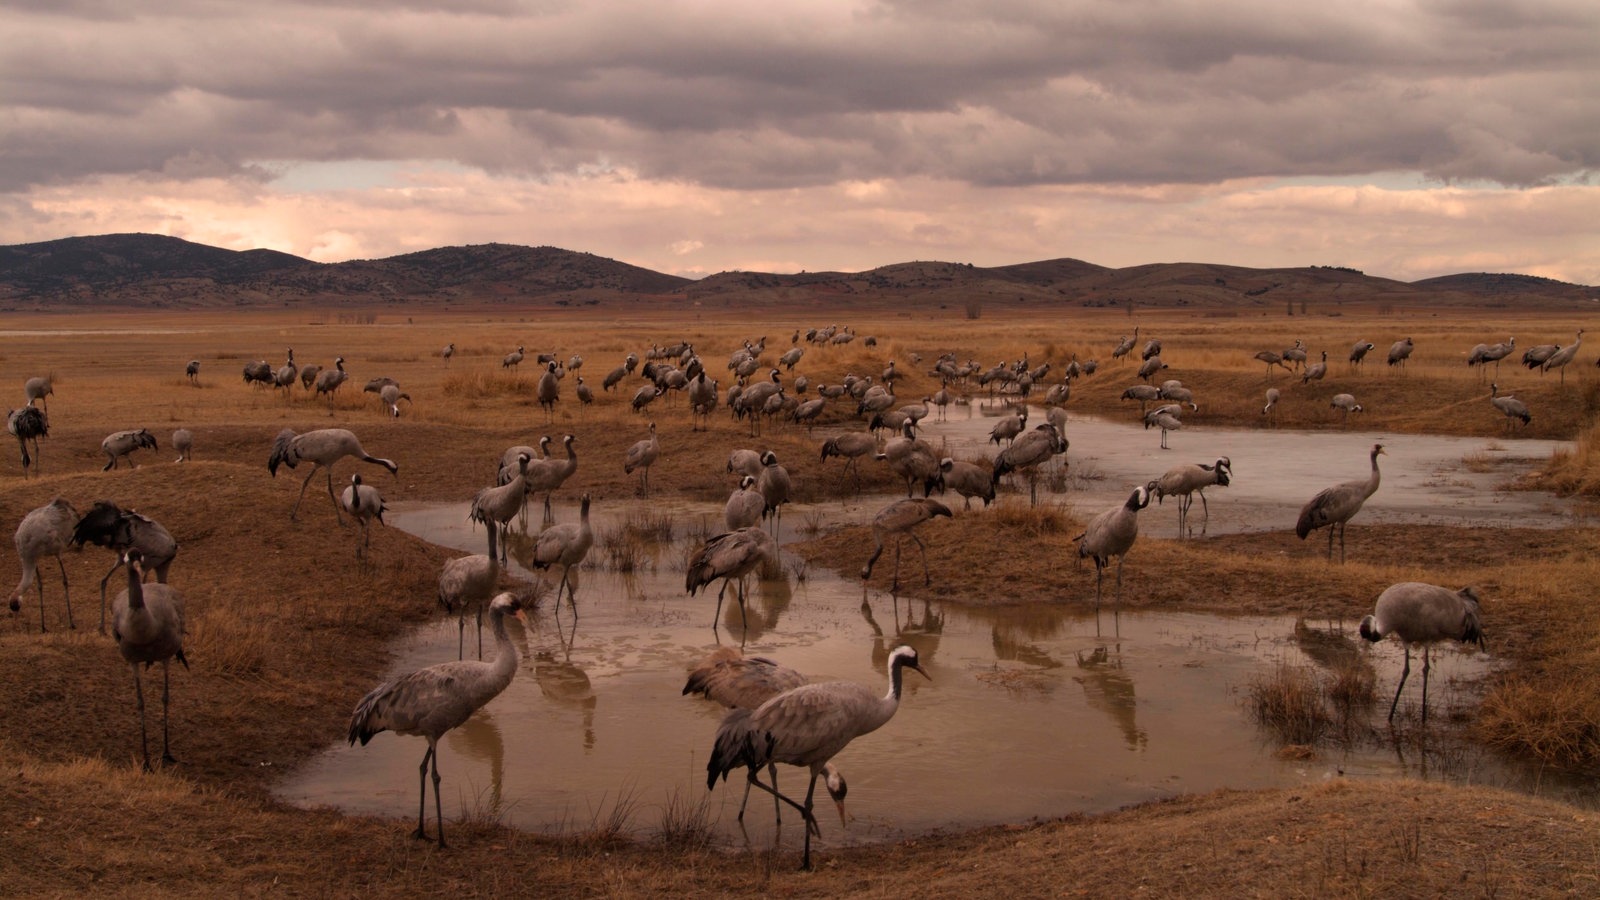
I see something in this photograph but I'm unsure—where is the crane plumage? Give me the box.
[1360,582,1486,722]
[111,549,188,771]
[686,527,777,633]
[1154,457,1231,538]
[941,458,995,510]
[683,647,846,827]
[70,500,178,635]
[1074,483,1154,608]
[1489,383,1531,431]
[1296,442,1383,563]
[861,497,952,591]
[725,475,766,530]
[7,405,49,476]
[706,645,929,870]
[531,493,593,610]
[623,421,659,496]
[268,427,398,524]
[11,497,78,631]
[1539,330,1583,383]
[101,429,158,470]
[349,592,526,848]
[438,523,500,661]
[341,474,387,559]
[991,423,1067,506]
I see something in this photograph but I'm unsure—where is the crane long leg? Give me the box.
[1387,645,1412,722]
[913,533,932,586]
[416,745,432,841]
[1420,646,1432,724]
[1338,522,1347,564]
[1114,554,1125,605]
[1094,559,1105,610]
[799,770,822,870]
[291,465,319,521]
[431,743,446,848]
[325,469,348,527]
[161,659,176,764]
[130,663,151,772]
[35,571,47,633]
[743,768,816,832]
[56,555,72,629]
[1325,524,1335,562]
[890,536,903,591]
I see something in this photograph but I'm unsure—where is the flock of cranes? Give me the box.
[6,316,1550,869]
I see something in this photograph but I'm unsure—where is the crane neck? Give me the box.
[487,606,520,682]
[125,562,146,611]
[1365,451,1382,498]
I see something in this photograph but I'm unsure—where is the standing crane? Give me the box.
[860,498,953,591]
[341,474,388,559]
[682,647,847,827]
[1540,330,1583,384]
[531,493,594,611]
[686,527,777,634]
[268,427,398,524]
[1153,457,1232,538]
[101,429,158,470]
[623,421,659,497]
[348,592,527,848]
[1074,483,1155,608]
[438,521,501,661]
[1296,443,1384,563]
[1360,582,1486,722]
[110,550,188,771]
[706,645,929,870]
[11,497,78,631]
[1489,383,1531,431]
[7,405,48,477]
[991,423,1067,506]
[70,500,178,636]
[537,361,561,422]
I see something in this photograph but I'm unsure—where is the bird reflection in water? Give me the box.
[1074,645,1148,750]
[534,650,598,751]
[444,711,506,817]
[861,589,943,671]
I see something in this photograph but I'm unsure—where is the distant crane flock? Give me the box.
[16,314,1568,869]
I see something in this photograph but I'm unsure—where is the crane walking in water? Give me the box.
[1360,582,1486,723]
[349,592,527,848]
[707,645,929,870]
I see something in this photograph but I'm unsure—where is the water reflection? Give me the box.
[445,712,506,814]
[278,496,1597,849]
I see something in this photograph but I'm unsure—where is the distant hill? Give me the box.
[0,233,1592,311]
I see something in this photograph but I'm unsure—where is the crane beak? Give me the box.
[834,798,852,829]
[911,663,932,682]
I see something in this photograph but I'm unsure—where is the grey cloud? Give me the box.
[0,0,1595,192]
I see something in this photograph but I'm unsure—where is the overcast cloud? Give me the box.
[2,0,1596,283]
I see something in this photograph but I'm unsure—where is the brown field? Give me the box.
[4,304,1600,896]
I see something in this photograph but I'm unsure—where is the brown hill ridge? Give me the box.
[0,233,1592,311]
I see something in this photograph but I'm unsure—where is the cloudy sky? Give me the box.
[3,1,1596,283]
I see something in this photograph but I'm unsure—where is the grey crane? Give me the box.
[111,549,188,771]
[172,428,193,463]
[1120,384,1160,413]
[438,520,501,660]
[861,497,952,591]
[1349,340,1375,368]
[7,405,48,476]
[1158,381,1198,411]
[470,452,531,562]
[341,473,388,559]
[1141,338,1163,361]
[819,431,877,491]
[498,436,551,531]
[1074,483,1154,609]
[631,383,662,413]
[379,383,411,418]
[1360,582,1485,722]
[185,360,200,384]
[273,349,298,397]
[1540,329,1583,383]
[11,497,77,631]
[313,356,349,409]
[727,448,764,478]
[268,427,398,523]
[1330,393,1363,422]
[757,450,791,536]
[1262,387,1280,417]
[441,342,454,365]
[1301,350,1328,385]
[349,592,526,847]
[567,353,583,373]
[879,420,943,498]
[70,500,178,635]
[24,375,53,412]
[1143,404,1182,450]
[688,370,719,431]
[531,493,593,611]
[687,526,777,633]
[791,396,825,432]
[243,359,274,387]
[685,647,847,827]
[1387,337,1414,369]
[1137,355,1168,382]
[991,423,1067,506]
[1522,340,1559,371]
[725,475,766,530]
[623,421,659,496]
[502,345,525,370]
[1489,383,1531,431]
[1154,457,1232,538]
[941,458,995,510]
[707,645,929,870]
[1255,350,1289,377]
[1111,328,1138,363]
[1466,336,1515,379]
[524,434,577,525]
[989,405,1028,445]
[101,429,158,470]
[537,361,561,421]
[1296,442,1384,562]
[1281,340,1308,372]
[575,375,594,414]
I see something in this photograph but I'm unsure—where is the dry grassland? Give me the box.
[3,304,1599,895]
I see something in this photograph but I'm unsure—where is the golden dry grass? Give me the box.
[3,304,1600,895]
